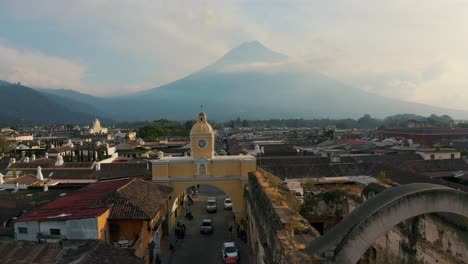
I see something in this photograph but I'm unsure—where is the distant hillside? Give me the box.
[0,80,11,86]
[128,41,468,120]
[9,41,468,121]
[0,84,108,125]
[36,88,113,118]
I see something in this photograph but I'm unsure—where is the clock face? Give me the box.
[198,139,207,149]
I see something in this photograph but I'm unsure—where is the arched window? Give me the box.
[199,164,207,175]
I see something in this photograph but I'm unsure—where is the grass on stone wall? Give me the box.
[266,173,281,188]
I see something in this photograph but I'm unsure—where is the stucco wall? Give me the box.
[153,163,169,178]
[417,151,460,160]
[153,159,255,179]
[39,221,67,237]
[15,218,101,241]
[109,219,143,242]
[168,163,196,177]
[211,162,241,176]
[97,209,110,241]
[15,221,40,241]
[66,218,99,240]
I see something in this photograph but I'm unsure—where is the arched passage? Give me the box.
[166,179,247,227]
[306,183,468,264]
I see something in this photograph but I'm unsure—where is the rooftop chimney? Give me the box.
[254,145,260,154]
[45,152,49,159]
[0,173,4,185]
[95,162,101,171]
[36,166,44,181]
[43,183,48,192]
[31,154,36,161]
[55,154,64,166]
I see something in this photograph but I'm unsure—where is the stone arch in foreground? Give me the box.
[306,183,468,264]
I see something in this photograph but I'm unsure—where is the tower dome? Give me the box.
[190,112,213,135]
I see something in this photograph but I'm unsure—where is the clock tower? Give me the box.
[190,112,214,159]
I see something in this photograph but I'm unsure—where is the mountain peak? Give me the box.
[234,40,267,50]
[204,41,288,71]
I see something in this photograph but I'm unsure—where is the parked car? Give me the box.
[222,242,239,263]
[224,197,233,210]
[206,197,217,213]
[200,219,213,234]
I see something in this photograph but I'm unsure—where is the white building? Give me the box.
[89,118,108,134]
[416,148,461,160]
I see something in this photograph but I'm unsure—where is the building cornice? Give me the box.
[152,176,248,183]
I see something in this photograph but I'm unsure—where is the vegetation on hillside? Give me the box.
[225,113,460,129]
[137,119,196,141]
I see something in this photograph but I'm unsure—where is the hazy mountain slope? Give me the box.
[6,41,467,122]
[0,80,10,86]
[35,88,141,121]
[36,88,111,117]
[0,84,107,125]
[201,41,287,72]
[130,41,468,120]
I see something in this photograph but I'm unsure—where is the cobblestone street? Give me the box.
[160,185,252,264]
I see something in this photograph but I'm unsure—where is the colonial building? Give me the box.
[14,178,171,260]
[151,112,256,229]
[89,118,108,134]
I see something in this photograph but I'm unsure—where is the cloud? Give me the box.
[219,60,310,74]
[0,41,86,90]
[2,0,266,91]
[1,0,468,111]
[422,62,446,81]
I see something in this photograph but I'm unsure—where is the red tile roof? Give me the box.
[335,139,370,146]
[16,179,129,222]
[16,178,172,222]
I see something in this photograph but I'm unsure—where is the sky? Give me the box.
[0,0,467,110]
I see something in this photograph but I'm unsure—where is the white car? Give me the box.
[222,242,239,263]
[200,219,213,234]
[224,197,233,210]
[206,197,217,213]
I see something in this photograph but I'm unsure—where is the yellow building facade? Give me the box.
[151,112,256,224]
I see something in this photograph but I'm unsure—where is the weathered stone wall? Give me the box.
[247,172,284,264]
[247,171,318,264]
[302,186,362,234]
[301,182,468,263]
[361,214,468,264]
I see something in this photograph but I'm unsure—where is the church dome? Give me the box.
[190,112,213,135]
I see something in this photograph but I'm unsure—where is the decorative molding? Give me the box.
[152,176,248,183]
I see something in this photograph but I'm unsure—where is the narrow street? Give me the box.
[162,185,252,264]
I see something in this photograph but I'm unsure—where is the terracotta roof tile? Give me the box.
[16,178,172,222]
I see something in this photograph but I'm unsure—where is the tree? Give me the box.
[0,136,12,155]
[357,114,381,129]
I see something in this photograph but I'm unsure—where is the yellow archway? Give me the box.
[168,179,247,215]
[151,112,256,233]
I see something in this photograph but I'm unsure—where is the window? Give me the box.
[18,227,28,234]
[451,154,455,159]
[50,228,61,235]
[430,154,435,160]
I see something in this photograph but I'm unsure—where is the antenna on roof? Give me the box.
[200,105,204,112]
